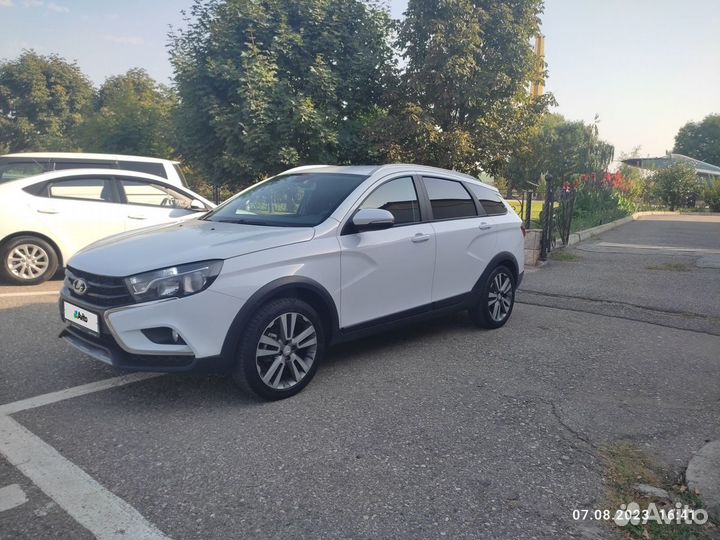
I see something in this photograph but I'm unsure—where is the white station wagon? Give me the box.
[58,164,524,400]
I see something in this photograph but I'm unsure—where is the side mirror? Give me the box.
[190,199,206,211]
[352,208,395,232]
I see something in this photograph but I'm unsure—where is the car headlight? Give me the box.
[125,260,223,303]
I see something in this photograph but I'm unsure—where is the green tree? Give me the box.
[372,0,553,177]
[673,114,720,166]
[0,50,94,152]
[78,69,176,158]
[650,162,697,211]
[169,0,394,188]
[506,113,614,191]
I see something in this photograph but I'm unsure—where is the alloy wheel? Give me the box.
[7,244,50,280]
[487,271,513,322]
[255,312,317,390]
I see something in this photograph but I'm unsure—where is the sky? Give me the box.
[1,0,719,161]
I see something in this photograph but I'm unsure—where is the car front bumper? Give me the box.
[58,288,241,373]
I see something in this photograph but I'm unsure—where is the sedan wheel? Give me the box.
[1,236,59,285]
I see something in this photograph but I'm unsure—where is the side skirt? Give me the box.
[332,293,474,345]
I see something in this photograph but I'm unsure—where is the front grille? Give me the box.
[65,266,134,307]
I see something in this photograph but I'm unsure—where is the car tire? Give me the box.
[469,265,516,329]
[0,235,59,285]
[233,297,325,400]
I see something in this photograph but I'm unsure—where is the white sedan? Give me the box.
[0,169,215,284]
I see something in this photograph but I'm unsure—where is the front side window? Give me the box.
[359,177,420,225]
[0,162,45,184]
[47,178,113,202]
[205,173,368,227]
[423,177,477,220]
[120,180,193,209]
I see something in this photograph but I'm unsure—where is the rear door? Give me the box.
[32,175,126,256]
[422,176,497,302]
[117,177,199,230]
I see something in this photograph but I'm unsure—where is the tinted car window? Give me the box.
[119,161,167,178]
[120,180,192,209]
[467,184,508,216]
[423,177,477,220]
[205,173,367,227]
[0,162,45,184]
[360,177,420,225]
[54,161,114,171]
[47,178,113,202]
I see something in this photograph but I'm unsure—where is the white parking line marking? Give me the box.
[0,416,171,539]
[0,291,60,298]
[0,372,165,416]
[0,483,28,512]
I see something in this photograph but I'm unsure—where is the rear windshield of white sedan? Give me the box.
[204,173,368,227]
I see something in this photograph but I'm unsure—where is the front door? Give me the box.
[339,176,436,328]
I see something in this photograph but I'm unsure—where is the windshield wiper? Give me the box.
[215,218,265,225]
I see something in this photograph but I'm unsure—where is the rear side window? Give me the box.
[422,177,477,220]
[118,161,167,178]
[360,177,420,225]
[47,178,114,202]
[0,162,45,184]
[467,184,508,216]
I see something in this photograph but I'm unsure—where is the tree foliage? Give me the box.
[169,0,395,187]
[650,162,697,211]
[77,69,176,158]
[506,113,614,191]
[673,114,720,166]
[0,50,94,153]
[371,0,554,177]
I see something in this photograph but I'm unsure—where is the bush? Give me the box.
[703,182,720,211]
[649,162,697,210]
[571,173,632,231]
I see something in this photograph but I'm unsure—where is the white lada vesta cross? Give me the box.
[59,164,524,400]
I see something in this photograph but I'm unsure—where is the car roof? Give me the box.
[2,152,179,165]
[281,164,497,191]
[6,168,172,187]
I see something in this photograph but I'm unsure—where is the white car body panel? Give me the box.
[0,169,214,268]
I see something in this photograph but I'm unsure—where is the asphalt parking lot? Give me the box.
[1,215,719,539]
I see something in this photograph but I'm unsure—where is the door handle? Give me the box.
[411,233,431,243]
[36,208,59,214]
[478,222,492,230]
[127,215,147,220]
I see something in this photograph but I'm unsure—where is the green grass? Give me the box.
[508,199,543,227]
[600,443,716,540]
[646,262,691,272]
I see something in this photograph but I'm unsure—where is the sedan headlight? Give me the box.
[125,260,223,303]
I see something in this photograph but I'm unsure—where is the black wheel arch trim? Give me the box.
[472,252,520,294]
[220,276,340,361]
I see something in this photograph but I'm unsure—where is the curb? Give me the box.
[565,211,687,247]
[686,440,720,521]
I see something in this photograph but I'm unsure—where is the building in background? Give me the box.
[621,153,720,186]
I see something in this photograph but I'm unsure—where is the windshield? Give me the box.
[204,172,368,227]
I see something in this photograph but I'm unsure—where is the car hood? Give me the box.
[68,220,315,277]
